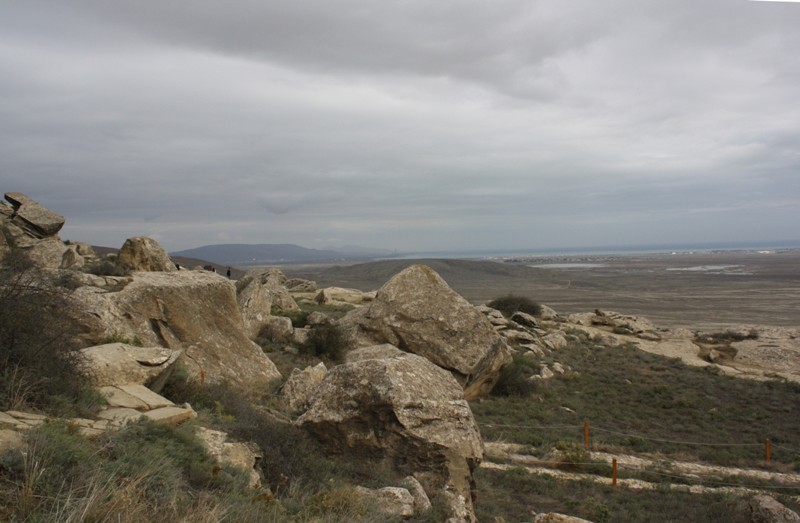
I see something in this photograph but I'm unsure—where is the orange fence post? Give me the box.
[766,438,771,464]
[584,419,590,449]
[612,458,617,487]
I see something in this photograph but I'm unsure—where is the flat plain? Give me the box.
[286,249,800,331]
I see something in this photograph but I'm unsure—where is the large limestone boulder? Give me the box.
[296,346,483,522]
[117,236,176,272]
[339,265,511,399]
[73,270,281,388]
[79,343,182,391]
[235,268,299,339]
[0,193,73,268]
[3,192,64,239]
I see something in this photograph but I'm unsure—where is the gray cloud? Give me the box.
[1,1,798,252]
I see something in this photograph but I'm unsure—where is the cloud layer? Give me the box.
[2,1,798,252]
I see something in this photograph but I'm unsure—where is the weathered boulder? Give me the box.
[196,427,263,489]
[511,311,539,328]
[3,192,64,238]
[117,236,176,272]
[749,495,800,523]
[0,194,97,269]
[296,346,483,522]
[236,272,273,340]
[280,362,327,414]
[72,270,281,388]
[79,343,182,391]
[261,316,294,343]
[339,265,511,400]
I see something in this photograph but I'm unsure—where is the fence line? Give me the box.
[480,421,785,449]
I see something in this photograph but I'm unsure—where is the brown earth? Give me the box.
[282,249,800,331]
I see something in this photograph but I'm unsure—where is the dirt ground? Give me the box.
[284,249,800,331]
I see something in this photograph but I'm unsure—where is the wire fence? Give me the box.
[479,419,800,493]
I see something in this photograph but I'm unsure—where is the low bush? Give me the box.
[84,255,130,276]
[492,353,538,397]
[301,322,351,362]
[0,251,101,417]
[486,295,542,318]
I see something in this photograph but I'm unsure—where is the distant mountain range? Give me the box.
[170,243,395,265]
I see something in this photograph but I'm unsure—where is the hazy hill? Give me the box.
[170,243,390,265]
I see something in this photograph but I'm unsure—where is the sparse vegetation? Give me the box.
[301,322,351,363]
[0,251,102,417]
[491,353,538,397]
[472,334,800,469]
[474,467,759,523]
[84,254,130,276]
[697,329,759,344]
[486,295,542,318]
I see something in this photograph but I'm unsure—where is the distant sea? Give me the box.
[386,240,800,261]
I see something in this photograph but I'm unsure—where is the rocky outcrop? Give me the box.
[73,270,282,388]
[0,192,79,268]
[117,236,176,272]
[235,268,299,340]
[339,265,511,399]
[296,345,483,522]
[280,362,327,414]
[2,192,64,239]
[79,343,182,391]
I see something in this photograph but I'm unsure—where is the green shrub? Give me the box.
[301,322,351,362]
[486,295,542,318]
[698,329,759,343]
[492,354,537,397]
[0,251,100,417]
[84,255,130,276]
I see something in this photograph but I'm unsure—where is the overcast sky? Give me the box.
[1,1,798,253]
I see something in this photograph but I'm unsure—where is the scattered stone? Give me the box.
[542,333,568,350]
[552,362,565,374]
[503,329,537,344]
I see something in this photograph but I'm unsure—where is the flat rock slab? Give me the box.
[0,411,27,429]
[97,407,144,424]
[100,386,149,410]
[143,406,197,426]
[116,384,174,410]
